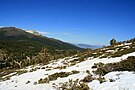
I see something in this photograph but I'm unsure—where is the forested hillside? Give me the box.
[0,27,82,69]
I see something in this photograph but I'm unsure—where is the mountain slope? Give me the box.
[0,27,135,90]
[0,38,135,90]
[0,27,82,58]
[0,27,81,50]
[0,27,82,69]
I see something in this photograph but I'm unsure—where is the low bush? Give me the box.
[38,78,49,84]
[38,70,80,84]
[91,62,104,69]
[0,69,27,81]
[48,72,71,81]
[93,56,135,76]
[86,70,90,74]
[111,48,135,58]
[82,75,94,82]
[29,68,37,72]
[55,79,90,90]
[109,79,115,82]
[71,70,80,74]
[26,80,30,84]
[96,76,106,83]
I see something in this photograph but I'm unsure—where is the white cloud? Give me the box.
[61,32,70,35]
[37,31,50,35]
[0,26,7,28]
[38,31,71,36]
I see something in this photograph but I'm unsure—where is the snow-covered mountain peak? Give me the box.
[26,30,41,35]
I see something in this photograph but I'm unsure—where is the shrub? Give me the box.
[55,79,90,90]
[96,76,106,83]
[38,70,80,84]
[109,79,115,82]
[71,70,80,74]
[41,67,45,69]
[111,48,135,58]
[91,62,104,69]
[26,80,30,84]
[93,67,108,76]
[82,75,94,82]
[93,56,135,76]
[29,68,37,72]
[15,70,27,75]
[38,78,49,84]
[48,72,71,81]
[86,70,90,74]
[110,38,117,45]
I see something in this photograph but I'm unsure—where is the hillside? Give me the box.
[0,38,135,90]
[0,27,82,69]
[0,27,81,50]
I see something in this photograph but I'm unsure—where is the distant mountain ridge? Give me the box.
[75,44,102,49]
[0,27,81,50]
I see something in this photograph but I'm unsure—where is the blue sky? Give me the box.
[0,0,135,45]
